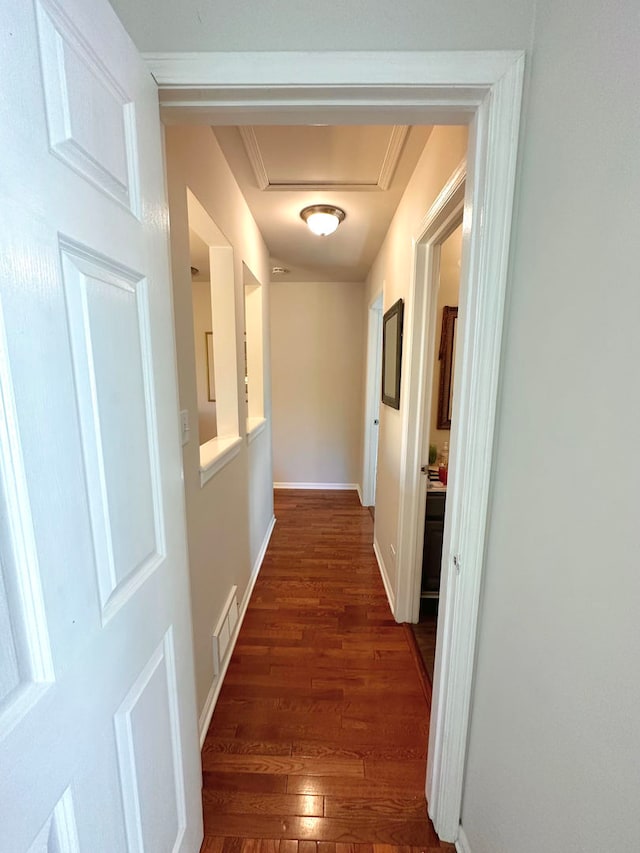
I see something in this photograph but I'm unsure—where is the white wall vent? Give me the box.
[212,585,238,676]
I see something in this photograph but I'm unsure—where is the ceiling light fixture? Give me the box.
[300,205,346,237]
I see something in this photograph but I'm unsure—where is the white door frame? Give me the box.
[145,49,525,843]
[362,292,383,507]
[401,164,466,622]
[396,165,470,838]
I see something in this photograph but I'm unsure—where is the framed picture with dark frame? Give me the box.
[437,306,458,429]
[381,298,404,409]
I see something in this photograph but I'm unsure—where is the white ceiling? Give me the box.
[213,124,432,282]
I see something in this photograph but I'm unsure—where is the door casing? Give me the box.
[146,49,525,843]
[404,163,466,626]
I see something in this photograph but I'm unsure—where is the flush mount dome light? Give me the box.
[300,205,346,236]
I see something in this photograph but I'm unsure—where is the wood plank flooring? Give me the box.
[201,490,452,852]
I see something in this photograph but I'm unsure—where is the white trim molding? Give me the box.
[427,58,524,843]
[143,50,523,95]
[273,482,358,491]
[395,158,466,626]
[373,538,396,617]
[456,827,472,853]
[377,126,409,190]
[246,416,267,443]
[238,124,407,192]
[146,49,525,845]
[198,515,276,745]
[238,127,269,190]
[199,435,242,487]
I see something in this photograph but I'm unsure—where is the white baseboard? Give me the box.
[456,827,471,853]
[198,515,276,746]
[273,482,359,490]
[356,483,363,505]
[373,537,396,617]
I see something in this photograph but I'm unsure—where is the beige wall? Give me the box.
[165,125,274,720]
[270,280,365,486]
[191,281,217,443]
[365,126,469,594]
[429,223,462,454]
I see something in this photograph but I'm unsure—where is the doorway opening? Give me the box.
[185,188,243,486]
[154,49,524,844]
[410,217,463,683]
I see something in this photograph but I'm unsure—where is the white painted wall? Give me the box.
[107,0,533,52]
[270,280,365,487]
[108,0,640,848]
[461,1,640,850]
[365,126,469,594]
[165,126,273,718]
[191,280,217,443]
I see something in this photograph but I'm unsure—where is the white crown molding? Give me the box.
[238,126,268,190]
[239,124,409,192]
[377,125,409,190]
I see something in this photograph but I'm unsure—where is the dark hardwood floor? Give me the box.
[201,490,452,853]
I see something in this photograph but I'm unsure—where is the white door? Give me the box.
[363,296,383,506]
[370,302,383,505]
[0,1,202,851]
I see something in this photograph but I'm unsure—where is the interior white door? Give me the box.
[0,1,202,851]
[364,297,383,506]
[370,304,383,505]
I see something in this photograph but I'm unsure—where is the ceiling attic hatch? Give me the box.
[213,124,432,282]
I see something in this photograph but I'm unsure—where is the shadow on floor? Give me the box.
[410,599,438,684]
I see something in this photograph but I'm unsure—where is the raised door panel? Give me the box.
[60,239,164,622]
[35,0,140,213]
[115,631,186,853]
[0,304,54,734]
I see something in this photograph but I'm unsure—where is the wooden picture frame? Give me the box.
[381,298,404,409]
[437,306,458,429]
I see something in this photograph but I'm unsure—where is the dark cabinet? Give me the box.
[421,490,446,598]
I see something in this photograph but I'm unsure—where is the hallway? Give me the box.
[201,490,453,851]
